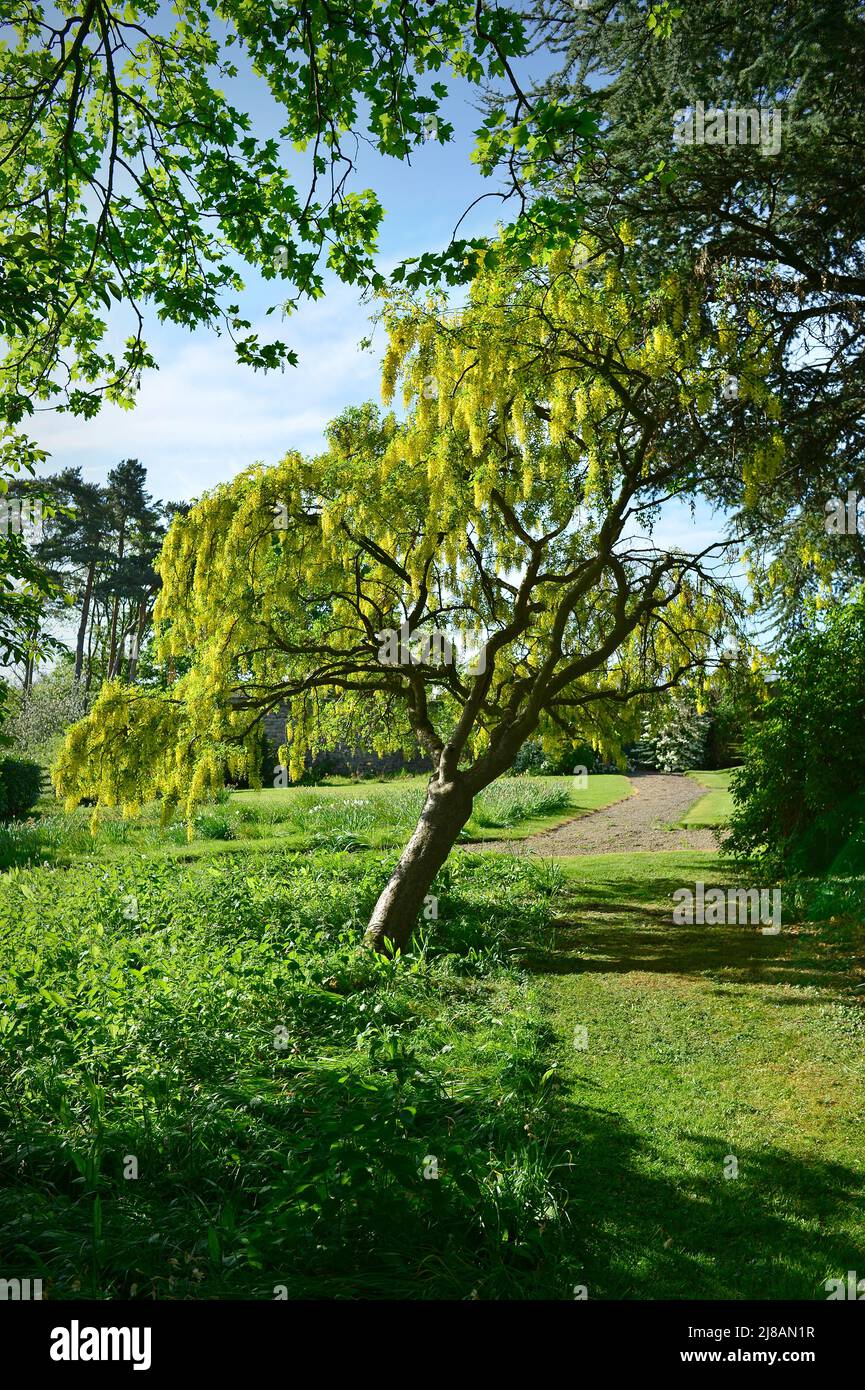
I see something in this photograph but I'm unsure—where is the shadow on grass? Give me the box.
[3,1055,862,1301]
[545,1096,865,1299]
[520,862,865,1297]
[520,867,860,995]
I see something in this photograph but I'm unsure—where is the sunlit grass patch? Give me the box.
[680,769,735,828]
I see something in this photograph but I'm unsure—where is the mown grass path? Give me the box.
[523,851,865,1299]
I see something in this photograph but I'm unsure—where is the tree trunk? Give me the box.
[74,561,96,683]
[23,646,35,695]
[126,598,149,683]
[364,776,474,953]
[107,595,120,680]
[107,521,126,680]
[84,603,98,691]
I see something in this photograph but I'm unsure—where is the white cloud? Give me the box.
[30,280,383,501]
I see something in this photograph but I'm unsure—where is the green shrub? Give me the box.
[6,676,91,759]
[511,740,597,775]
[787,874,865,925]
[194,810,236,840]
[702,663,761,769]
[0,757,43,819]
[726,591,865,875]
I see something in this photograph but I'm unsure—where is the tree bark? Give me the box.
[364,775,474,952]
[107,519,126,680]
[125,597,149,682]
[23,645,35,695]
[74,561,96,683]
[84,602,98,691]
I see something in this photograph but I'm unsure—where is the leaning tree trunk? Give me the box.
[364,777,474,953]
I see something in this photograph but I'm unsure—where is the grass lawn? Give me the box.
[1,831,862,1300]
[679,769,736,829]
[1,773,630,869]
[230,772,631,845]
[533,851,865,1299]
[230,774,431,801]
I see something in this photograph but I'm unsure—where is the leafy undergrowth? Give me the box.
[0,848,583,1300]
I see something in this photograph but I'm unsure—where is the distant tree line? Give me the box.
[8,460,187,694]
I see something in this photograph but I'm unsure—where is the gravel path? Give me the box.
[463,772,720,857]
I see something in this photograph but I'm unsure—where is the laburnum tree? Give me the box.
[53,233,780,949]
